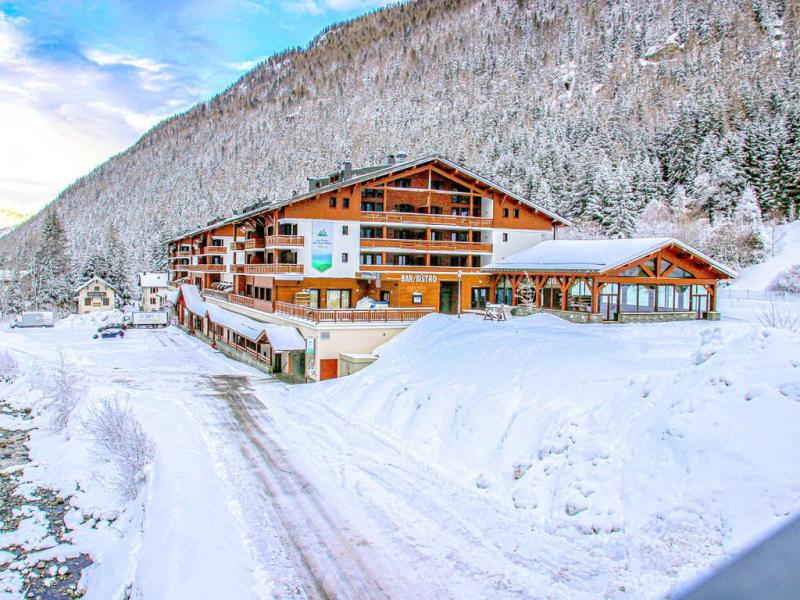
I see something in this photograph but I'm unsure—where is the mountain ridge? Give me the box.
[1,0,797,276]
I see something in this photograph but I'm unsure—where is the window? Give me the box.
[150,297,157,305]
[380,291,391,303]
[667,266,694,278]
[329,197,337,208]
[394,178,412,188]
[326,289,351,309]
[513,208,520,218]
[94,286,100,291]
[502,233,508,242]
[502,208,509,218]
[308,289,320,308]
[412,292,423,305]
[342,197,350,208]
[471,287,489,309]
[102,297,110,306]
[254,286,272,301]
[342,225,349,235]
[495,276,513,305]
[342,253,349,263]
[84,297,91,306]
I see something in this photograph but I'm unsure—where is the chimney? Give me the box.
[343,160,352,180]
[386,154,396,165]
[396,151,408,163]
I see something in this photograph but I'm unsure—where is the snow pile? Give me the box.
[314,312,800,594]
[58,309,126,328]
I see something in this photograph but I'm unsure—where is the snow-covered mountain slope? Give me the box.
[731,220,800,291]
[305,311,800,594]
[2,0,797,274]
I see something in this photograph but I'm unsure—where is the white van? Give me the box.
[10,311,55,328]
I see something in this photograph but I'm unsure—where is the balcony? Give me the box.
[186,264,226,272]
[202,289,229,301]
[360,238,492,253]
[200,246,227,255]
[360,211,492,229]
[267,235,304,247]
[230,241,245,251]
[230,264,304,275]
[170,251,192,258]
[274,301,434,324]
[244,238,265,250]
[228,294,273,313]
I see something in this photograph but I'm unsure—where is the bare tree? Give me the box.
[757,303,800,333]
[84,395,156,500]
[0,351,19,383]
[46,351,84,432]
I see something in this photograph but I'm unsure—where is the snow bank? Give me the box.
[731,220,800,291]
[311,312,800,595]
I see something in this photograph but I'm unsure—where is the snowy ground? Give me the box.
[0,225,798,599]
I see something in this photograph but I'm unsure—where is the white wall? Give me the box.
[490,229,551,262]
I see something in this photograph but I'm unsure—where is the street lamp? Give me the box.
[457,269,462,319]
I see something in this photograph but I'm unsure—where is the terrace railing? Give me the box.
[360,211,492,229]
[274,301,434,324]
[230,264,304,275]
[360,238,492,253]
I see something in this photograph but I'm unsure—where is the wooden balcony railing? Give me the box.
[230,241,246,251]
[171,251,192,258]
[360,211,492,229]
[267,235,304,247]
[230,264,304,275]
[202,246,227,255]
[186,264,226,272]
[274,301,434,324]
[227,293,254,308]
[244,238,266,250]
[360,238,492,253]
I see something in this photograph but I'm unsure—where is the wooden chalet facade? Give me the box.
[482,238,737,323]
[167,154,569,320]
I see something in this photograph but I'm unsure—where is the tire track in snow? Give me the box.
[203,374,391,600]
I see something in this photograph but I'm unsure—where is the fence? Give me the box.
[717,288,800,302]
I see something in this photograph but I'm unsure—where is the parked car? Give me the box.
[93,329,125,339]
[97,323,127,332]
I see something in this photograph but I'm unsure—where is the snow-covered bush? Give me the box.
[757,303,800,332]
[768,265,800,294]
[84,396,155,500]
[46,352,84,431]
[0,350,20,383]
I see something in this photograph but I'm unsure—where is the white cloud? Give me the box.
[0,14,199,215]
[282,0,389,16]
[227,56,269,72]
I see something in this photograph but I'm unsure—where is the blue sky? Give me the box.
[0,0,389,221]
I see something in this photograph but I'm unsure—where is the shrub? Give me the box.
[768,265,800,294]
[84,396,155,500]
[0,351,19,383]
[46,351,84,431]
[757,303,800,333]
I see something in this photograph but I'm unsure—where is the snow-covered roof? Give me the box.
[261,323,305,352]
[75,276,120,294]
[179,284,304,349]
[179,284,207,316]
[139,272,168,288]
[157,289,179,304]
[483,238,737,278]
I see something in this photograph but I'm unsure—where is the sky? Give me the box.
[0,0,390,223]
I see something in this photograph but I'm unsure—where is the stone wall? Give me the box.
[616,311,697,324]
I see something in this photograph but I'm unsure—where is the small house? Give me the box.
[75,276,119,315]
[138,272,168,311]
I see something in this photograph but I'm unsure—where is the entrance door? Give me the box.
[598,284,619,321]
[439,282,458,314]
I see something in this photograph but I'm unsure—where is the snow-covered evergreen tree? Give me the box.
[30,210,73,311]
[105,225,133,306]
